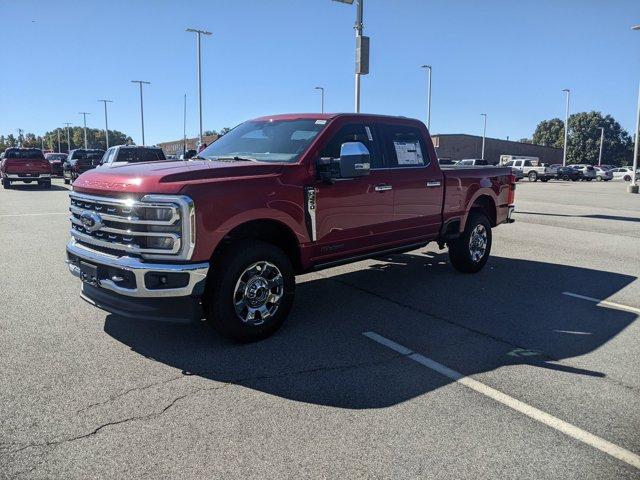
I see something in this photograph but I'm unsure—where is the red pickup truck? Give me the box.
[66,114,515,341]
[1,148,52,188]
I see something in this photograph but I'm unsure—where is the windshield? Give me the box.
[46,154,67,161]
[198,119,327,163]
[116,148,165,163]
[72,150,104,160]
[5,149,45,160]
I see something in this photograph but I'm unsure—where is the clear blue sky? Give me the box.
[1,0,638,145]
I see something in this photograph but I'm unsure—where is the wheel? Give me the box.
[624,175,631,181]
[2,178,10,189]
[586,178,592,181]
[205,239,295,342]
[540,177,549,182]
[64,177,70,184]
[562,174,570,181]
[448,212,492,274]
[528,171,538,182]
[596,176,602,182]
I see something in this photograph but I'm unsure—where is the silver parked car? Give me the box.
[593,166,613,181]
[570,164,597,181]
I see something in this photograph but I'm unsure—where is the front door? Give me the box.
[312,123,395,262]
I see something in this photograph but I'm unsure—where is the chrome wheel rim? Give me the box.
[469,224,488,262]
[233,261,284,325]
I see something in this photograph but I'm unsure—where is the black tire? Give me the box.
[586,178,592,181]
[63,176,70,184]
[624,175,631,182]
[528,171,538,182]
[562,175,570,181]
[540,177,549,182]
[205,239,295,342]
[2,178,10,189]
[448,212,492,274]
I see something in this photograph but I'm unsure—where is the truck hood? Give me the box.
[72,159,284,196]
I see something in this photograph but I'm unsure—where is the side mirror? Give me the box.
[338,142,371,178]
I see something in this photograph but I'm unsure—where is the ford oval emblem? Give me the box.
[80,211,103,233]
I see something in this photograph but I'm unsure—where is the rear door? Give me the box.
[378,122,444,240]
[313,122,395,259]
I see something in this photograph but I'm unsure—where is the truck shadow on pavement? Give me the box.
[104,251,637,409]
[7,183,69,192]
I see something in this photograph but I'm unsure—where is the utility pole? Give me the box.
[480,113,487,160]
[186,28,212,147]
[420,65,432,130]
[562,88,571,167]
[64,123,72,152]
[597,127,605,166]
[98,99,113,149]
[131,80,151,145]
[79,113,90,149]
[314,86,325,113]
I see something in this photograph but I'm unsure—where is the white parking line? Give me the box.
[362,331,640,470]
[562,291,640,315]
[0,212,68,218]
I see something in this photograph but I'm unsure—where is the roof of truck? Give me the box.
[252,113,416,122]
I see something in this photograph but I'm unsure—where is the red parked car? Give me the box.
[66,113,515,341]
[45,152,68,176]
[1,148,52,189]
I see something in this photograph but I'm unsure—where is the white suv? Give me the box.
[610,167,639,182]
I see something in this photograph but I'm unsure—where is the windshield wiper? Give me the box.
[214,156,258,162]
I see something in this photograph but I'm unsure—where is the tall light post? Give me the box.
[334,0,368,113]
[186,28,212,147]
[420,65,432,130]
[314,86,325,113]
[64,122,72,152]
[98,99,113,149]
[183,93,187,157]
[131,80,150,145]
[480,113,487,160]
[562,88,571,167]
[57,129,61,153]
[597,126,605,166]
[630,25,640,193]
[79,112,90,149]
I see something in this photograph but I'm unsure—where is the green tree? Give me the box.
[531,112,632,166]
[532,118,565,148]
[45,127,132,151]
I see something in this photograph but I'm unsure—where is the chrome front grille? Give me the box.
[69,192,195,260]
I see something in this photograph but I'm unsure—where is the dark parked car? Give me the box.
[45,153,67,176]
[555,166,583,181]
[63,149,105,184]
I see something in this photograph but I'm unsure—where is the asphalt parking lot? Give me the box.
[1,178,639,479]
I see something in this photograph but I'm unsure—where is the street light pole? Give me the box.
[98,99,113,149]
[64,122,72,152]
[79,112,90,149]
[57,129,61,153]
[314,86,325,113]
[630,25,640,193]
[420,65,432,130]
[597,126,605,166]
[183,93,187,157]
[480,113,487,160]
[131,80,150,145]
[562,88,571,167]
[186,28,212,147]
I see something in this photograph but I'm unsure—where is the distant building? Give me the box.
[432,134,563,165]
[157,134,219,157]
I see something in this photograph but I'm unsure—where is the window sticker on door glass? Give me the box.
[394,141,423,165]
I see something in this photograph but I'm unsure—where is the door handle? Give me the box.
[426,180,441,188]
[374,184,393,192]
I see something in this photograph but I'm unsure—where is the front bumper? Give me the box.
[66,240,209,322]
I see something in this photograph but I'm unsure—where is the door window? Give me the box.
[319,124,382,168]
[379,124,429,168]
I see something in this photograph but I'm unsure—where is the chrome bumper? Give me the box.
[6,173,51,179]
[66,239,209,298]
